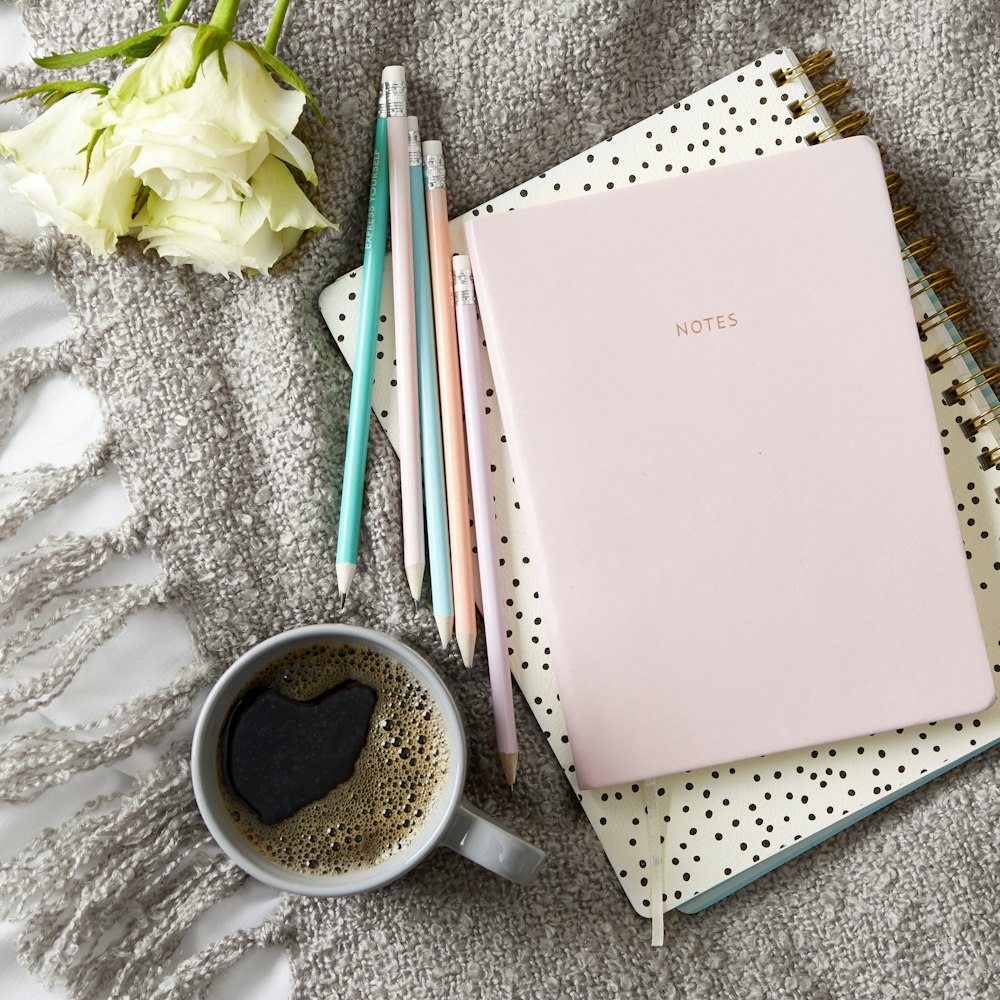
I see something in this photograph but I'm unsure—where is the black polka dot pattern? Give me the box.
[320,48,1000,917]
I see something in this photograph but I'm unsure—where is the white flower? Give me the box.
[92,26,320,205]
[0,15,332,275]
[0,90,140,254]
[134,154,330,276]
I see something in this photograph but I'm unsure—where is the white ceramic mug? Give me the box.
[191,624,545,895]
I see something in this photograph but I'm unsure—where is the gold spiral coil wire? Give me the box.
[925,330,990,373]
[773,50,836,86]
[893,204,919,231]
[789,79,851,117]
[963,401,1000,439]
[920,300,974,336]
[909,267,956,298]
[901,236,937,263]
[978,447,1000,471]
[943,365,1000,405]
[807,110,870,145]
[884,172,904,196]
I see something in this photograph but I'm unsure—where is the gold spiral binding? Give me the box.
[925,331,990,373]
[943,364,1000,405]
[909,267,955,298]
[806,110,870,145]
[789,79,850,117]
[901,236,937,263]
[919,300,974,336]
[780,50,995,453]
[962,401,1000,439]
[978,446,1000,471]
[772,50,836,86]
[893,204,919,231]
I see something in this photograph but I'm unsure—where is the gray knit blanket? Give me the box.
[1,1,999,997]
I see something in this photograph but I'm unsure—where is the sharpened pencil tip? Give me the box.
[405,562,425,605]
[413,599,418,614]
[435,615,454,649]
[498,752,518,787]
[336,563,355,609]
[457,632,475,668]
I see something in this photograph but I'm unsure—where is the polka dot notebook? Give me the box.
[318,49,1000,927]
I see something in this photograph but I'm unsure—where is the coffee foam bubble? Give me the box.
[217,642,451,877]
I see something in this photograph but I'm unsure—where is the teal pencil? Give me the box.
[408,116,454,647]
[336,86,390,604]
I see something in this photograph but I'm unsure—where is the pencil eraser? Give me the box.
[452,254,472,274]
[407,115,419,130]
[422,139,443,158]
[381,65,405,83]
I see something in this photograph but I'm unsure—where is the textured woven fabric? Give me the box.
[1,0,1000,996]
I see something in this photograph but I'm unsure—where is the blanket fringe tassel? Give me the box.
[0,249,285,995]
[0,579,167,727]
[0,433,113,542]
[0,514,149,625]
[0,744,252,999]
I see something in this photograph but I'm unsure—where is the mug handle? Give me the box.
[439,798,546,884]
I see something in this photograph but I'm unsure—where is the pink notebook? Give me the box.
[466,136,995,791]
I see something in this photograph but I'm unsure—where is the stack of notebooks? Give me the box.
[319,48,1000,923]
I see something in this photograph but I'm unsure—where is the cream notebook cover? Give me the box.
[319,48,1000,920]
[466,136,993,790]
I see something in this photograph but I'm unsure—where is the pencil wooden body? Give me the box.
[423,147,477,663]
[453,257,518,781]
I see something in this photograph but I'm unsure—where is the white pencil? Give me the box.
[382,65,425,604]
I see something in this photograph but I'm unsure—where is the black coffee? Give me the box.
[224,680,378,825]
[216,642,451,876]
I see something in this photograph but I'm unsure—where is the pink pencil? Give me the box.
[423,140,477,666]
[452,255,518,787]
[383,65,424,604]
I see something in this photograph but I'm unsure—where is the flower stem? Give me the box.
[208,0,243,35]
[264,0,291,55]
[163,0,192,21]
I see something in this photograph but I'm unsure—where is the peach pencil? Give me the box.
[423,139,477,666]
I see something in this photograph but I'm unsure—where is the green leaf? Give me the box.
[157,0,168,25]
[217,46,229,83]
[33,23,178,69]
[237,40,323,121]
[1,79,109,106]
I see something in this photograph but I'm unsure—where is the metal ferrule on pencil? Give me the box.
[377,85,387,118]
[408,123,422,167]
[423,149,446,190]
[453,264,476,305]
[382,79,406,117]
